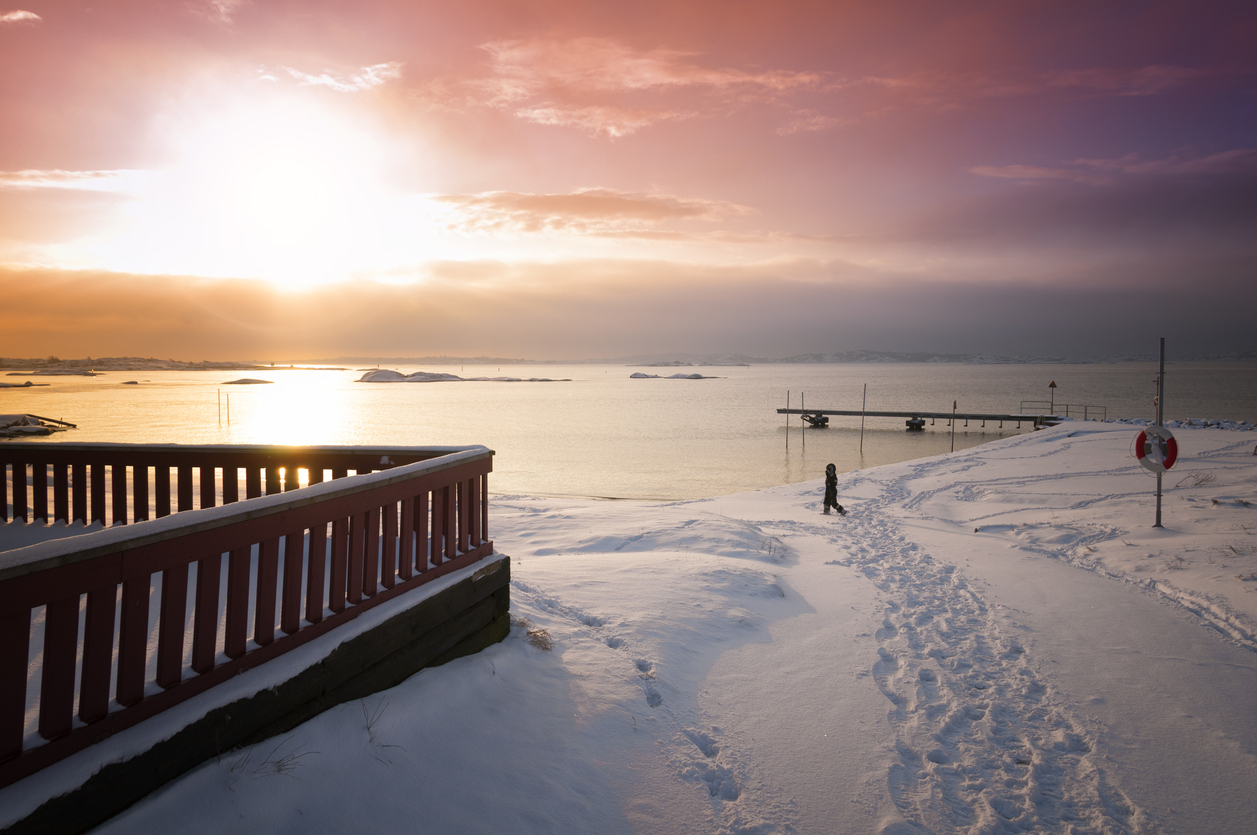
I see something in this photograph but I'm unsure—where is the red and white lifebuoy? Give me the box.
[1135,425,1178,473]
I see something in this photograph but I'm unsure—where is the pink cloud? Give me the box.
[432,187,754,235]
[482,38,822,96]
[282,62,404,93]
[417,37,825,137]
[512,104,687,138]
[777,109,849,135]
[0,9,39,24]
[971,148,1257,185]
[0,169,142,191]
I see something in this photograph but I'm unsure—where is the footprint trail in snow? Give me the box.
[816,473,1151,834]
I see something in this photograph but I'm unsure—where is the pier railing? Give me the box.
[1019,401,1106,421]
[0,443,494,789]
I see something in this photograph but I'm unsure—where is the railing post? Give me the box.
[470,474,483,546]
[199,466,216,509]
[90,463,106,525]
[225,547,250,659]
[381,502,398,589]
[53,462,69,523]
[398,497,415,581]
[430,488,444,568]
[157,564,189,689]
[39,596,80,739]
[177,466,193,512]
[255,539,279,646]
[245,466,262,499]
[116,576,150,706]
[155,466,171,518]
[444,485,457,562]
[329,517,349,613]
[112,464,128,525]
[415,492,429,573]
[458,479,471,554]
[0,611,31,759]
[481,473,489,545]
[306,522,327,623]
[222,466,239,505]
[192,555,222,674]
[133,464,148,522]
[347,514,366,604]
[33,462,48,523]
[281,531,303,635]
[80,586,118,722]
[13,463,28,523]
[363,507,381,597]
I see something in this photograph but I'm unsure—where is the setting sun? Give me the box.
[84,94,394,288]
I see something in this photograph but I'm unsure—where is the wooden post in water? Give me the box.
[860,384,867,454]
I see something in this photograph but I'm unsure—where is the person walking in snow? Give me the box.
[823,463,845,515]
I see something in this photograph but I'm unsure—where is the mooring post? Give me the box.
[860,383,867,454]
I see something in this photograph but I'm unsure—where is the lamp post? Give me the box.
[1049,380,1057,414]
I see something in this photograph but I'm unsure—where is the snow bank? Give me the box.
[7,425,1256,833]
[1106,416,1254,430]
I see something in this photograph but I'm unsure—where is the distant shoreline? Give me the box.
[3,353,1255,372]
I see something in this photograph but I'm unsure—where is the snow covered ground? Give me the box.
[12,423,1257,833]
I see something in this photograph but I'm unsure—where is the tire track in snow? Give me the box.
[810,478,1151,834]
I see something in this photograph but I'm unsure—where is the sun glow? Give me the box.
[89,94,399,289]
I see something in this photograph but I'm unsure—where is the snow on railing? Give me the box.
[0,444,494,789]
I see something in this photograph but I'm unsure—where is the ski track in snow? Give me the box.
[783,454,1154,833]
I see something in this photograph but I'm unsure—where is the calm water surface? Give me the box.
[5,362,1255,499]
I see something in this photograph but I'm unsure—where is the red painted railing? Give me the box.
[0,443,494,789]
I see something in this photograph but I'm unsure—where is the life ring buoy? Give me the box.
[1135,425,1178,473]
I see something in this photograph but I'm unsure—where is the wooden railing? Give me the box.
[0,443,494,789]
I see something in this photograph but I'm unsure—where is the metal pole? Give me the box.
[785,391,789,451]
[801,392,805,447]
[860,383,867,454]
[951,400,957,452]
[1155,337,1165,528]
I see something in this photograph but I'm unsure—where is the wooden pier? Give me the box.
[777,407,1062,430]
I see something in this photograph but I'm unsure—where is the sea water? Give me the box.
[4,362,1255,500]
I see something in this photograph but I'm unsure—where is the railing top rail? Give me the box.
[0,441,483,459]
[0,445,493,582]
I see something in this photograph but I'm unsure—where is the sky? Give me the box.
[1,1,1255,361]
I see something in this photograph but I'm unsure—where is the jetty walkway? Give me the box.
[777,407,1063,430]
